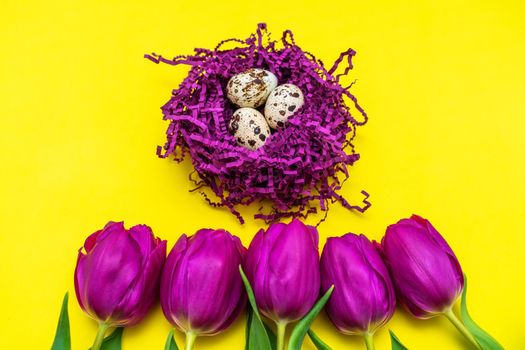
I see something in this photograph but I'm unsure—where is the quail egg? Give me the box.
[226,68,278,108]
[228,108,271,150]
[264,83,304,129]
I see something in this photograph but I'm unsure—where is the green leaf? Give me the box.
[51,292,71,350]
[245,309,277,350]
[100,327,124,350]
[307,329,332,350]
[89,327,124,350]
[288,286,334,350]
[164,329,179,350]
[263,321,277,350]
[389,330,408,350]
[245,309,253,350]
[90,328,124,350]
[460,275,504,350]
[240,266,273,350]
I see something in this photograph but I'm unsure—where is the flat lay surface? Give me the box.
[1,0,524,349]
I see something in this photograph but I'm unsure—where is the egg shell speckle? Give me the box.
[227,68,278,108]
[264,84,305,129]
[228,108,271,150]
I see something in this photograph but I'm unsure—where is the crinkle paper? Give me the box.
[146,24,370,223]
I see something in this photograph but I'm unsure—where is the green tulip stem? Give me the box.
[276,321,287,350]
[91,322,109,350]
[185,331,197,350]
[444,309,481,349]
[363,332,375,350]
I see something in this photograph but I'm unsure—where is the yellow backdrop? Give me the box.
[1,0,524,349]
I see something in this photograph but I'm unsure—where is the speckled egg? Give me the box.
[226,68,278,108]
[264,84,305,129]
[228,108,271,150]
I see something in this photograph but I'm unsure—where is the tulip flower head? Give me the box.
[160,228,246,349]
[321,233,395,350]
[380,215,464,319]
[378,215,487,349]
[74,221,166,327]
[245,219,321,350]
[74,221,166,350]
[321,233,396,335]
[245,219,321,323]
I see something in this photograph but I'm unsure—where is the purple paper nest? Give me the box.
[146,23,371,224]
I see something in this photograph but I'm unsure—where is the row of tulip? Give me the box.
[51,216,502,350]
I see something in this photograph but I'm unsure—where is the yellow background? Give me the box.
[1,0,524,349]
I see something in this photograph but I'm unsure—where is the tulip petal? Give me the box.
[411,215,456,258]
[357,235,396,331]
[74,251,88,313]
[129,224,156,257]
[83,222,123,253]
[245,226,280,317]
[84,229,103,254]
[186,231,243,333]
[412,216,465,295]
[91,222,124,249]
[114,239,167,326]
[84,225,143,321]
[161,234,189,331]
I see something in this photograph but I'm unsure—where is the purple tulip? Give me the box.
[74,221,166,328]
[244,219,321,323]
[160,228,246,342]
[321,233,396,337]
[380,215,464,318]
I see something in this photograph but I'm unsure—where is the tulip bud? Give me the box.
[380,215,464,318]
[244,219,321,323]
[321,233,396,336]
[160,228,246,340]
[74,221,167,327]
